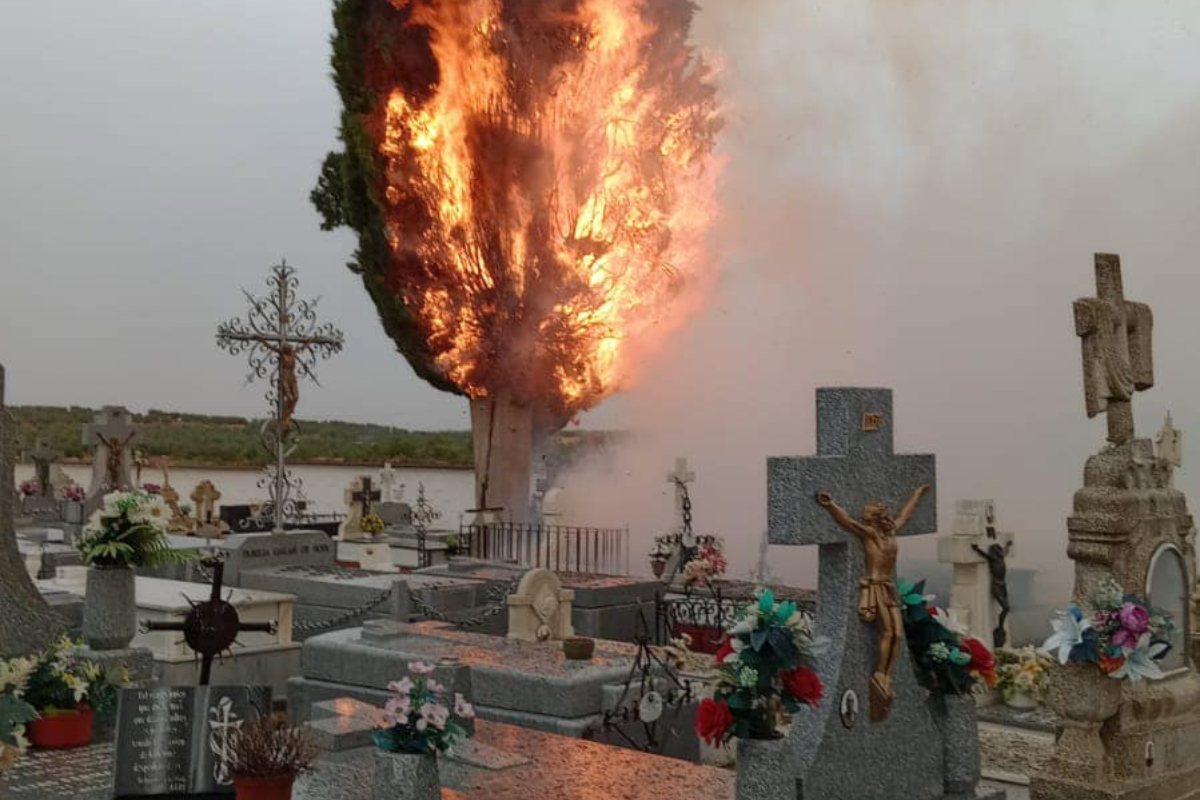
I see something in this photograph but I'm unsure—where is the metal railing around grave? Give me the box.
[654,583,744,652]
[459,522,630,576]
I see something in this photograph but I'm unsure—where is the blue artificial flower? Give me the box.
[1043,605,1094,665]
[1110,634,1169,683]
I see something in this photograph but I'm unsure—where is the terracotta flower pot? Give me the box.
[83,565,137,650]
[234,774,296,800]
[563,636,595,660]
[27,706,94,749]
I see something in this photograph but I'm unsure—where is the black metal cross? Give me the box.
[351,477,381,518]
[143,557,276,685]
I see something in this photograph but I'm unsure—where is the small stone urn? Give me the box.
[82,565,137,650]
[930,692,982,796]
[735,736,792,800]
[373,749,440,800]
[1041,662,1121,782]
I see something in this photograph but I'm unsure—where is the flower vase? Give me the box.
[373,750,440,800]
[651,558,667,578]
[930,693,981,796]
[1003,689,1039,710]
[735,736,792,800]
[83,565,137,650]
[1041,662,1120,782]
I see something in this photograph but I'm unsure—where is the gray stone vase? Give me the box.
[373,749,440,800]
[735,736,793,800]
[930,692,982,796]
[82,566,136,650]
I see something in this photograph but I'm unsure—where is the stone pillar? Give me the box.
[470,390,534,524]
[936,500,1014,646]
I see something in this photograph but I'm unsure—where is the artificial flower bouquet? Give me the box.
[683,538,728,585]
[76,490,187,568]
[695,589,826,745]
[0,656,38,771]
[58,482,85,503]
[899,579,996,695]
[1043,580,1174,682]
[359,511,386,537]
[994,646,1053,705]
[17,480,39,499]
[373,662,475,755]
[22,639,125,717]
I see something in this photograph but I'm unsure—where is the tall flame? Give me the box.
[368,0,719,422]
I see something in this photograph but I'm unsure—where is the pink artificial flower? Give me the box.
[409,662,435,675]
[455,693,475,719]
[1112,603,1152,649]
[420,702,449,731]
[383,694,412,726]
[388,677,414,695]
[427,680,445,694]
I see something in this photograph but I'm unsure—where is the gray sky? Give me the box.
[4,1,1200,610]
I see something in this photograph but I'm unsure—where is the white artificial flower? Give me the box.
[931,607,969,636]
[454,693,475,720]
[729,614,757,636]
[1043,607,1093,665]
[1110,634,1169,683]
[409,662,435,675]
[129,495,171,530]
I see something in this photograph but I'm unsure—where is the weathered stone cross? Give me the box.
[30,440,59,497]
[1073,253,1153,446]
[764,388,946,799]
[0,365,63,656]
[81,406,137,497]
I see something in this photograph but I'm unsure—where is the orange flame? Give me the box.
[375,0,719,421]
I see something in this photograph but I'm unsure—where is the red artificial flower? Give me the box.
[695,698,734,745]
[1099,653,1126,675]
[962,637,995,674]
[714,637,735,665]
[782,667,824,708]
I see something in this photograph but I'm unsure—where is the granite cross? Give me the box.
[30,440,59,498]
[142,557,276,685]
[0,365,64,656]
[1073,253,1153,446]
[764,388,948,798]
[81,406,137,494]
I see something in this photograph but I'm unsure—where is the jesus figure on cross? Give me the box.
[816,483,930,720]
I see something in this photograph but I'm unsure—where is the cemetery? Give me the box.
[4,3,1200,800]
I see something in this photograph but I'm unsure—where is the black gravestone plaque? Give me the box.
[112,685,271,798]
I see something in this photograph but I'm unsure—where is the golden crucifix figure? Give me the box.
[816,483,930,722]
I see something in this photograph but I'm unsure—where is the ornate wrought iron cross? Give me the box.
[216,261,343,532]
[143,557,276,685]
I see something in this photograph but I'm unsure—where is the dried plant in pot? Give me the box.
[228,714,319,800]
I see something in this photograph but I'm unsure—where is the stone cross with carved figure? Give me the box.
[758,388,980,800]
[30,440,59,498]
[81,406,137,504]
[1073,253,1154,446]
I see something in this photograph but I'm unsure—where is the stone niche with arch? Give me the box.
[1146,543,1190,673]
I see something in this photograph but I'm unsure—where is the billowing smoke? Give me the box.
[559,0,1200,645]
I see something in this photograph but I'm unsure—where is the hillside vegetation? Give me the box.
[10,406,473,468]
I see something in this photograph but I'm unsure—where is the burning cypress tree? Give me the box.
[314,0,720,427]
